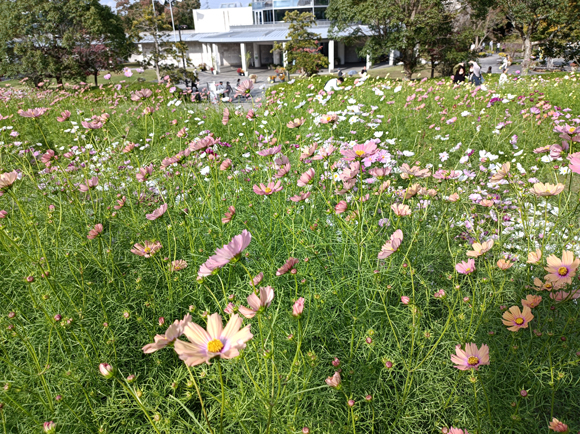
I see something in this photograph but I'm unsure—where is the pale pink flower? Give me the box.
[222,107,229,125]
[455,259,475,275]
[239,286,275,318]
[400,163,430,179]
[174,313,253,366]
[79,176,99,192]
[277,257,299,276]
[142,314,192,353]
[292,297,305,317]
[253,181,283,195]
[0,210,7,219]
[466,239,494,257]
[368,167,391,178]
[447,193,460,202]
[81,120,103,129]
[136,165,154,182]
[220,158,232,171]
[391,203,411,216]
[124,69,133,77]
[378,229,403,259]
[234,80,254,97]
[300,144,317,160]
[114,196,126,210]
[549,289,580,302]
[146,203,168,221]
[290,191,311,202]
[335,201,348,214]
[340,161,360,182]
[222,206,236,224]
[297,168,315,187]
[502,306,534,332]
[224,302,235,314]
[43,421,56,433]
[0,171,18,190]
[213,230,252,265]
[497,258,513,270]
[170,260,188,272]
[569,154,580,174]
[449,428,470,434]
[130,89,152,101]
[548,418,568,432]
[319,113,338,124]
[251,272,264,286]
[57,110,71,122]
[340,142,378,160]
[99,363,114,378]
[450,343,489,370]
[325,371,341,388]
[87,224,103,240]
[531,182,565,196]
[490,162,510,183]
[257,145,282,157]
[18,107,49,118]
[287,117,306,128]
[401,296,410,304]
[312,145,335,160]
[123,143,136,153]
[131,240,162,258]
[104,73,111,80]
[521,295,542,309]
[544,250,579,285]
[527,249,542,264]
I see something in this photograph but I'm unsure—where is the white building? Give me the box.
[133,0,397,73]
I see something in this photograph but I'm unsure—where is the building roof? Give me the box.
[139,24,370,44]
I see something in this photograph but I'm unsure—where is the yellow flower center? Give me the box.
[207,339,224,353]
[545,283,553,289]
[264,188,272,194]
[355,150,365,156]
[144,247,151,253]
[515,318,524,325]
[558,266,568,276]
[570,127,576,133]
[467,356,479,366]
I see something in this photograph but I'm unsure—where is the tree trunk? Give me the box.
[94,71,98,86]
[403,62,413,80]
[430,59,435,78]
[522,34,532,75]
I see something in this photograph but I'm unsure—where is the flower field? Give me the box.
[1,73,580,434]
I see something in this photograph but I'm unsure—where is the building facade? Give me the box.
[133,0,397,74]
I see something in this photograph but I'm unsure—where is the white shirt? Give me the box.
[324,78,343,93]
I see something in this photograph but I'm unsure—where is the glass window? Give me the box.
[313,7,326,19]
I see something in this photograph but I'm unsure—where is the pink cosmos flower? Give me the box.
[0,171,18,190]
[300,144,318,160]
[0,210,7,219]
[401,296,410,304]
[81,120,103,129]
[293,297,305,317]
[130,89,152,101]
[257,145,282,157]
[450,343,490,370]
[79,176,99,192]
[213,230,252,266]
[222,206,235,224]
[220,158,232,171]
[368,167,391,178]
[253,181,283,195]
[235,79,254,97]
[222,107,229,126]
[124,69,133,77]
[335,201,348,214]
[548,418,568,432]
[239,286,274,318]
[252,272,264,286]
[131,240,162,257]
[319,113,338,124]
[114,196,126,210]
[297,168,315,187]
[290,191,311,202]
[466,239,494,257]
[123,143,136,153]
[312,145,335,160]
[43,421,56,433]
[378,229,403,259]
[569,154,580,174]
[277,257,299,276]
[549,289,580,302]
[325,371,341,388]
[197,257,226,280]
[449,428,470,434]
[502,306,534,332]
[287,117,305,128]
[57,110,71,122]
[99,363,114,378]
[544,250,579,285]
[531,182,565,196]
[521,295,542,309]
[340,142,378,160]
[391,203,411,216]
[146,203,168,221]
[173,313,253,366]
[400,163,430,179]
[142,314,192,353]
[104,74,111,80]
[455,259,475,275]
[527,249,542,264]
[18,107,49,118]
[136,165,154,182]
[340,161,360,182]
[87,224,103,240]
[170,260,188,272]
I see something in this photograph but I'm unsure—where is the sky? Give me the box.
[100,0,118,9]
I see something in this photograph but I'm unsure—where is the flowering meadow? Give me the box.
[1,72,580,434]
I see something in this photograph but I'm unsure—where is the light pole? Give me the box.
[158,0,181,43]
[177,24,189,88]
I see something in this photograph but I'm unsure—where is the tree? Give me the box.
[491,0,570,73]
[536,0,580,65]
[327,0,451,80]
[273,11,328,76]
[0,0,130,86]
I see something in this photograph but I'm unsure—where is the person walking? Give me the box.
[496,42,500,53]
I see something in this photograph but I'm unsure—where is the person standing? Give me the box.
[496,42,501,53]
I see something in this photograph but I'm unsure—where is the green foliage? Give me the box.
[1,73,580,433]
[0,0,130,86]
[273,11,328,76]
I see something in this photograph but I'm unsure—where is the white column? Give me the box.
[337,41,345,65]
[328,40,335,73]
[282,43,288,68]
[212,43,220,73]
[241,43,247,74]
[389,49,395,66]
[253,43,261,68]
[273,48,281,65]
[366,54,372,70]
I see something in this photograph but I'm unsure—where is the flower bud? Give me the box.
[99,363,114,379]
[43,421,56,433]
